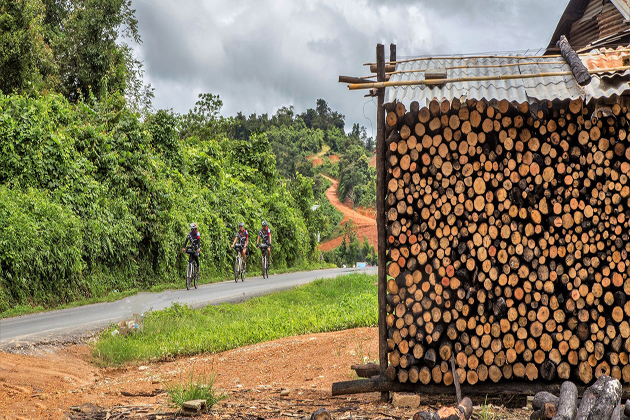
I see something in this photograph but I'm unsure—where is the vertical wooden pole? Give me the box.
[390,43,396,65]
[376,43,388,402]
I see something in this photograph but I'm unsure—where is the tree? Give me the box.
[179,93,232,139]
[0,0,55,94]
[271,105,295,127]
[299,99,345,132]
[46,0,142,102]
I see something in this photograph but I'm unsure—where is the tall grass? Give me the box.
[93,273,377,366]
[165,369,226,411]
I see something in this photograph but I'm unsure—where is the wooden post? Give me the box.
[376,43,388,403]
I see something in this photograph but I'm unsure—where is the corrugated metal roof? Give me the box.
[548,0,630,53]
[385,53,630,106]
[581,0,603,21]
[610,0,630,20]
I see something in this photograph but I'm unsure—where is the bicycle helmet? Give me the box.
[190,222,197,229]
[262,220,268,227]
[238,221,244,227]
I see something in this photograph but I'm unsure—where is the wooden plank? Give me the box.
[332,377,630,399]
[351,363,380,378]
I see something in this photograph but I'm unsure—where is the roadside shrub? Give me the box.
[0,92,322,313]
[0,186,83,311]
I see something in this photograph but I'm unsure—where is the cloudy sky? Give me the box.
[131,0,568,135]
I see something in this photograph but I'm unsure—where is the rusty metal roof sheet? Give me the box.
[384,51,630,107]
[547,0,630,53]
[610,0,630,20]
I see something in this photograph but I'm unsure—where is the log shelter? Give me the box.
[336,42,630,398]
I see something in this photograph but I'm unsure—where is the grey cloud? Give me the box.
[131,0,569,133]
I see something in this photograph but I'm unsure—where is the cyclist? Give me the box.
[231,222,249,274]
[182,222,201,270]
[256,220,272,266]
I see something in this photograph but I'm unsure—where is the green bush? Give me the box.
[0,92,323,313]
[0,186,84,312]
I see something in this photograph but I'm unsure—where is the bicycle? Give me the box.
[233,245,245,282]
[184,248,199,290]
[258,243,270,279]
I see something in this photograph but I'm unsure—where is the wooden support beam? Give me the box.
[351,363,380,378]
[339,75,376,84]
[332,377,630,398]
[376,42,388,404]
[347,66,630,90]
[370,64,396,73]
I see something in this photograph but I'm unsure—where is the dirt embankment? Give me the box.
[0,327,529,419]
[0,328,385,419]
[318,175,377,252]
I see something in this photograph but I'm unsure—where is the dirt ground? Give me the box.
[319,176,377,252]
[0,327,530,420]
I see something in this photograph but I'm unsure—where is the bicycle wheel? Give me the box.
[186,262,192,290]
[262,254,267,278]
[193,262,199,289]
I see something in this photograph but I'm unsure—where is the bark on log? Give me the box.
[551,381,578,420]
[413,397,473,420]
[556,36,591,86]
[534,392,559,410]
[531,403,557,420]
[575,376,622,420]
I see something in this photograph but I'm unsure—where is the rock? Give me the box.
[280,389,291,396]
[392,392,420,408]
[311,408,332,420]
[182,399,207,414]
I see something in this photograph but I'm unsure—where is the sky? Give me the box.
[130,0,569,136]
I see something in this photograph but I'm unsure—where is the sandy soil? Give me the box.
[319,175,377,252]
[0,327,528,420]
[369,154,376,168]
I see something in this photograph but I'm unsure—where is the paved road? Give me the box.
[0,267,376,348]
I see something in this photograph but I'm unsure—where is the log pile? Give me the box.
[385,97,630,385]
[531,376,626,420]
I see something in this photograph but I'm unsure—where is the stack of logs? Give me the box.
[531,376,625,420]
[385,97,630,386]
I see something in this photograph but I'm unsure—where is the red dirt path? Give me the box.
[319,175,377,252]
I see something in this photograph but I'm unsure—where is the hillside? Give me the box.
[319,175,377,252]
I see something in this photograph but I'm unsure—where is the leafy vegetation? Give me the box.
[232,99,376,208]
[0,0,377,313]
[0,91,324,314]
[321,221,377,267]
[92,273,377,366]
